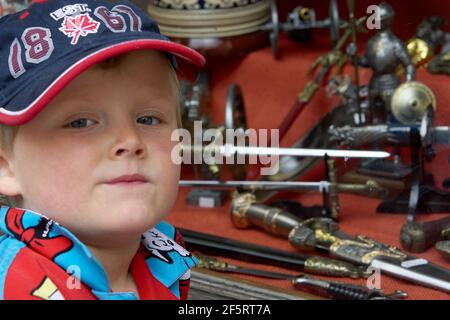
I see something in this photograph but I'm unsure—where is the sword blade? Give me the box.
[179,180,328,191]
[370,257,450,293]
[219,145,390,159]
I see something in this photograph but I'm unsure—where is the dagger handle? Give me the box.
[293,277,369,300]
[400,215,450,253]
[293,277,407,300]
[230,192,301,237]
[327,282,371,300]
[327,283,406,300]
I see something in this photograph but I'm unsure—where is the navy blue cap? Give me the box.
[0,0,205,125]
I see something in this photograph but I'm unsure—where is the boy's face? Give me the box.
[5,50,181,246]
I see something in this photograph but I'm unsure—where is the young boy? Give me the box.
[0,0,205,300]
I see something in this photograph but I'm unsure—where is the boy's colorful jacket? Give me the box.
[0,206,197,300]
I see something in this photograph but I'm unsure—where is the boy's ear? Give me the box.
[0,154,21,196]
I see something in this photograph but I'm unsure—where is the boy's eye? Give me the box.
[66,119,96,128]
[137,116,161,125]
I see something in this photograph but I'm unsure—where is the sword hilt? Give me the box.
[288,219,407,265]
[292,276,407,300]
[329,125,390,147]
[326,158,340,220]
[230,192,302,237]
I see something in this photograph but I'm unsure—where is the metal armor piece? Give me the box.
[415,16,449,52]
[355,2,415,121]
[391,82,436,125]
[377,1,395,30]
[412,16,450,75]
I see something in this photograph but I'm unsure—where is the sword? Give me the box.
[179,180,387,197]
[184,144,390,159]
[230,202,450,293]
[195,252,407,300]
[289,219,450,293]
[329,124,450,147]
[180,180,330,191]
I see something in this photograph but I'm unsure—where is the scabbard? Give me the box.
[178,227,308,269]
[178,227,365,279]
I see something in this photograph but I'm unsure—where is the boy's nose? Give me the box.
[109,125,146,160]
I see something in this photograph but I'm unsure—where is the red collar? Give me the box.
[130,251,178,300]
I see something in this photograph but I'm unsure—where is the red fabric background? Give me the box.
[167,1,450,300]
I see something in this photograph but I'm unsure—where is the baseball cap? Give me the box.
[0,0,206,125]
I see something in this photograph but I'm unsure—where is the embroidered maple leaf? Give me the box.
[59,13,100,45]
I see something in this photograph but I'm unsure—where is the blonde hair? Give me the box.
[0,51,183,207]
[0,124,19,206]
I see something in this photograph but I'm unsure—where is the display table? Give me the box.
[167,30,450,300]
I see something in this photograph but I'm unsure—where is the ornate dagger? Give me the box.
[230,198,450,293]
[289,220,450,293]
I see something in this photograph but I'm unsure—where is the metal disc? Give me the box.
[328,0,340,45]
[180,72,210,130]
[391,81,436,125]
[419,105,437,161]
[269,0,280,59]
[225,83,247,131]
[224,83,248,180]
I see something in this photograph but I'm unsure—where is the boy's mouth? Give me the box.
[104,174,149,185]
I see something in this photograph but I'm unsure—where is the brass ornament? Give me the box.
[230,192,256,229]
[329,236,407,265]
[391,81,436,125]
[303,256,365,279]
[406,38,434,68]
